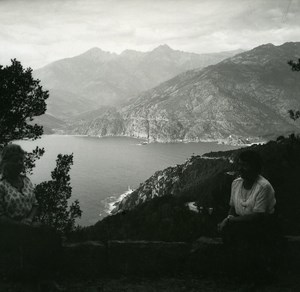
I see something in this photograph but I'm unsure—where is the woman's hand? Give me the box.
[218,215,234,232]
[218,218,228,232]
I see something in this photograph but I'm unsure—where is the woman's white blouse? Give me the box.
[229,175,276,216]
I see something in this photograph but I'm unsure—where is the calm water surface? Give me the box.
[17,135,238,226]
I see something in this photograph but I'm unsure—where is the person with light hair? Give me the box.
[0,144,38,225]
[0,144,63,291]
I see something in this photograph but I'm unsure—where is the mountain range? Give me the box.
[33,45,242,119]
[64,42,300,144]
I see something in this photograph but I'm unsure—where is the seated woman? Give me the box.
[0,144,62,290]
[0,144,38,226]
[218,150,278,279]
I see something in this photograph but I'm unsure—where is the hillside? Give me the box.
[65,42,300,144]
[29,113,66,134]
[33,46,242,119]
[73,136,300,242]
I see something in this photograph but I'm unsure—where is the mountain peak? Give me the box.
[260,43,275,48]
[79,47,118,62]
[120,49,145,57]
[152,44,173,53]
[86,47,103,53]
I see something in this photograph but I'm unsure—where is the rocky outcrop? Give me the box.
[112,155,231,213]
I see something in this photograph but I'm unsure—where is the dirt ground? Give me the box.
[1,272,300,292]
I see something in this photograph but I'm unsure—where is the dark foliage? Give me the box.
[287,59,300,121]
[288,59,300,71]
[24,146,45,175]
[288,109,300,121]
[35,154,82,235]
[0,59,47,175]
[0,59,48,144]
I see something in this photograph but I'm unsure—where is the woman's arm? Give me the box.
[27,205,38,222]
[228,206,236,216]
[228,212,265,223]
[218,206,237,232]
[20,205,39,225]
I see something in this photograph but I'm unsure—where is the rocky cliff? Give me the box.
[112,155,231,213]
[65,42,300,143]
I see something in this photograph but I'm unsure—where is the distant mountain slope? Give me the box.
[30,113,65,134]
[66,42,300,143]
[45,89,95,119]
[33,46,242,119]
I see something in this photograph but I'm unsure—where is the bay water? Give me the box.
[17,135,238,226]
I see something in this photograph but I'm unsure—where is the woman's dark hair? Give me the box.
[0,144,25,174]
[238,150,262,173]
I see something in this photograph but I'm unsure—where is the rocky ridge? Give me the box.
[33,45,241,119]
[112,154,231,213]
[65,42,300,144]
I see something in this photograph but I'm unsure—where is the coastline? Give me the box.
[102,187,134,217]
[49,132,266,147]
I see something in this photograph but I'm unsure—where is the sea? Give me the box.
[17,135,238,226]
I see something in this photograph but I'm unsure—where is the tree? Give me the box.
[35,154,82,235]
[0,59,82,234]
[288,59,300,71]
[287,59,300,121]
[0,59,48,144]
[0,59,47,171]
[288,109,300,121]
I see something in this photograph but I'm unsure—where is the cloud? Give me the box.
[0,0,299,68]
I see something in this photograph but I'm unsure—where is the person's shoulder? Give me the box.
[22,175,33,185]
[232,177,243,186]
[256,175,274,190]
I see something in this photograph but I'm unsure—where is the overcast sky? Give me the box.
[1,0,300,69]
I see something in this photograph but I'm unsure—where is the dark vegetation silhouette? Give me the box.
[0,59,81,235]
[0,59,48,144]
[288,58,300,71]
[35,154,82,235]
[288,58,300,121]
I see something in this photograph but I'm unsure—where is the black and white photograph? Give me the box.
[0,0,300,291]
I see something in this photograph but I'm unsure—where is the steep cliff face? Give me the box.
[65,42,300,143]
[112,155,231,213]
[68,108,125,136]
